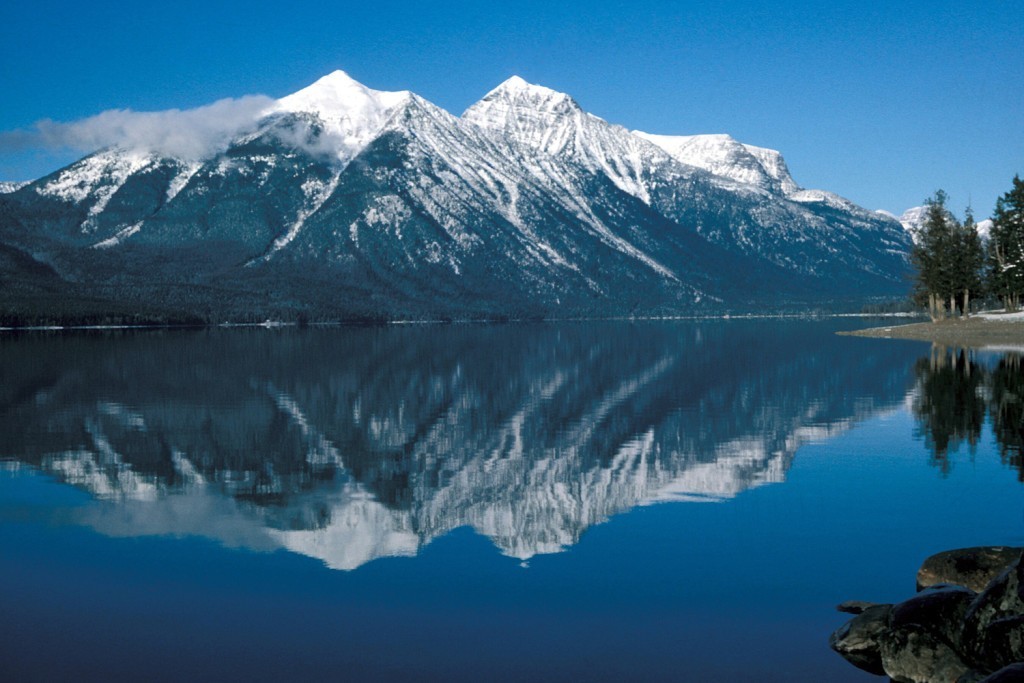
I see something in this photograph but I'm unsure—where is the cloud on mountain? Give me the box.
[0,95,276,161]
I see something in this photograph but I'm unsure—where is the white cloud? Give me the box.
[0,92,379,169]
[2,95,276,161]
[264,117,352,162]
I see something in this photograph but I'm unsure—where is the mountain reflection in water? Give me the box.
[0,322,929,569]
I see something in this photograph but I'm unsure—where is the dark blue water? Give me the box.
[1,320,1021,682]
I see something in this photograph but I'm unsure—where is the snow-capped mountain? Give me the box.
[465,78,909,284]
[634,132,800,195]
[465,76,678,206]
[273,70,414,166]
[896,205,992,244]
[899,205,931,236]
[0,71,912,323]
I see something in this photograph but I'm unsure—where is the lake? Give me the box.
[1,319,1021,682]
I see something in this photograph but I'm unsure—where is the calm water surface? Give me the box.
[1,320,1021,682]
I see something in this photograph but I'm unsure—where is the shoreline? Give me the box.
[0,311,920,333]
[839,314,1024,348]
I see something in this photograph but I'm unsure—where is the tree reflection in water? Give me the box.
[912,346,1024,479]
[990,353,1024,479]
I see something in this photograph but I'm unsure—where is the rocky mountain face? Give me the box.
[0,321,919,570]
[0,71,912,323]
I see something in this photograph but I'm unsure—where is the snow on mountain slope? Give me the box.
[321,75,686,282]
[465,77,908,284]
[464,76,688,205]
[0,181,29,194]
[270,87,720,309]
[634,132,796,194]
[21,71,411,242]
[272,70,413,167]
[634,131,876,216]
[742,143,800,195]
[899,205,929,234]
[462,76,753,281]
[165,162,201,202]
[898,205,992,244]
[36,149,153,211]
[276,88,601,279]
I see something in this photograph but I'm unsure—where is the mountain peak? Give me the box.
[490,75,564,99]
[277,71,410,116]
[314,69,363,87]
[272,71,413,163]
[497,75,530,91]
[464,76,579,122]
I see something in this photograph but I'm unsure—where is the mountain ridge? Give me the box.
[0,72,912,324]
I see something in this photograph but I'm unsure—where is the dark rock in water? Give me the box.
[963,552,1024,671]
[890,585,977,650]
[833,547,1024,682]
[978,662,1024,682]
[918,547,1024,593]
[829,603,892,675]
[879,625,973,683]
[838,599,882,615]
[974,615,1024,674]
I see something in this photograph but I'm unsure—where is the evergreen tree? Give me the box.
[910,190,956,320]
[987,175,1024,312]
[952,207,984,316]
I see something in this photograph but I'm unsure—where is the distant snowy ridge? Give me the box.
[899,206,930,235]
[634,132,800,195]
[897,205,991,243]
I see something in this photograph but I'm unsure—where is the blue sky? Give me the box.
[1,0,1020,215]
